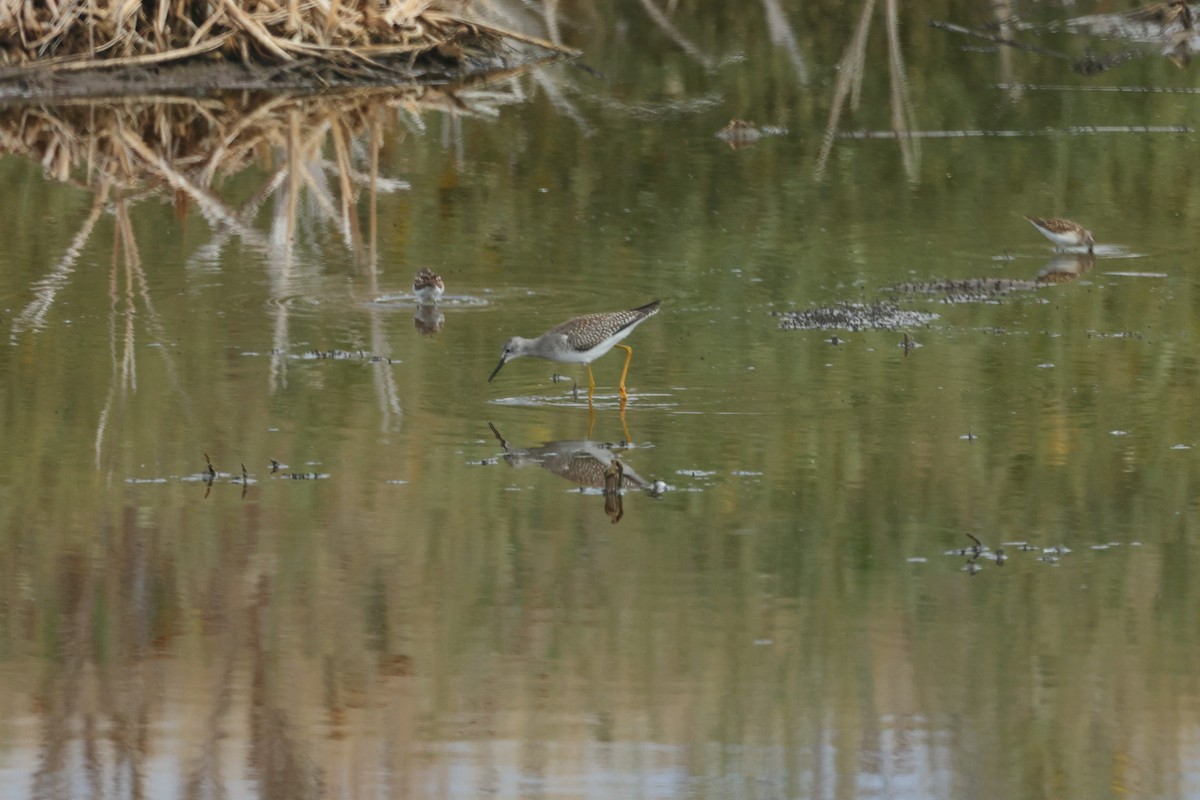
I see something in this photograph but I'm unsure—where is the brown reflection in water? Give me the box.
[247,574,322,799]
[1034,252,1095,284]
[488,422,663,524]
[29,510,172,800]
[413,306,446,336]
[4,71,540,455]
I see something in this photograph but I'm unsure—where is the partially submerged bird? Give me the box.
[413,268,444,304]
[1024,216,1094,253]
[488,300,661,403]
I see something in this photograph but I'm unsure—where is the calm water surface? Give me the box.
[3,1,1200,798]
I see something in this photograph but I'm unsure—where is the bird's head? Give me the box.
[488,337,528,382]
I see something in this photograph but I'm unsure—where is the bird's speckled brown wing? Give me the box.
[551,301,661,353]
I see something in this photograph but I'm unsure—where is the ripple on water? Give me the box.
[490,391,675,411]
[370,293,492,310]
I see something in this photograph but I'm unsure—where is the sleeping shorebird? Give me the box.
[412,268,444,304]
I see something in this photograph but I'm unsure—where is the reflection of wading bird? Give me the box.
[487,422,663,523]
[1024,216,1095,254]
[488,300,661,404]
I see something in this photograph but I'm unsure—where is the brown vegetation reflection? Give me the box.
[3,72,538,462]
[22,515,331,799]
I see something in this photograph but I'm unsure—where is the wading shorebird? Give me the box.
[488,300,661,403]
[1023,216,1095,253]
[412,268,445,304]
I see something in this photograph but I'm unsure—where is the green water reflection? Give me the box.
[3,0,1200,798]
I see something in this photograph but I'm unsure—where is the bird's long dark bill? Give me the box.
[488,357,507,383]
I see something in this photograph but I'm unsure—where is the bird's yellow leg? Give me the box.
[616,345,633,401]
[586,364,597,406]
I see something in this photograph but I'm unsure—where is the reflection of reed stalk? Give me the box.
[8,72,534,448]
[636,0,715,69]
[814,0,920,183]
[885,0,919,181]
[761,0,809,84]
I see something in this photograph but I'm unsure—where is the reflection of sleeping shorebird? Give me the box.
[487,422,662,494]
[1035,253,1095,284]
[413,305,444,335]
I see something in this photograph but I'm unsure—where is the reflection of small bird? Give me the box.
[1024,216,1094,253]
[413,268,444,304]
[488,300,661,402]
[715,118,763,149]
[1035,253,1095,284]
[413,306,444,336]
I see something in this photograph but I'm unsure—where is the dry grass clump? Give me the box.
[0,0,569,80]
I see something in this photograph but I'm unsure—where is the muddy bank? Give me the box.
[0,51,564,100]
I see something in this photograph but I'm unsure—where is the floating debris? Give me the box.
[888,278,1040,303]
[1087,331,1144,339]
[775,302,939,332]
[305,349,398,363]
[930,532,1094,574]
